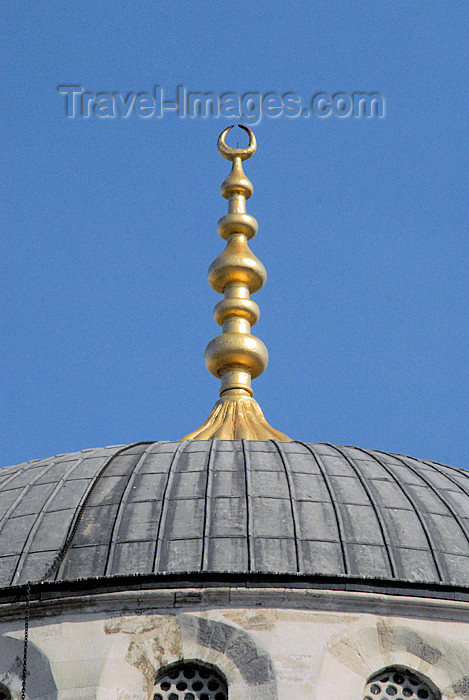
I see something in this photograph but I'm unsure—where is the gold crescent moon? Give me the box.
[217,124,257,161]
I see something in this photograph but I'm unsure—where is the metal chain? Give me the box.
[21,581,31,700]
[41,442,152,583]
[18,442,152,699]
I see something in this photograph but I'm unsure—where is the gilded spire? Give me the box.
[182,125,291,441]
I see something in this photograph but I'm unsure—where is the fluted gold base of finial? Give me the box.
[180,393,291,441]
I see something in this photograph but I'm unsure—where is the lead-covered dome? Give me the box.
[1,440,468,591]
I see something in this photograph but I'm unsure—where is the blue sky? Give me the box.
[2,1,467,467]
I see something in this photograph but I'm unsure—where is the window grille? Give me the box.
[154,662,228,700]
[363,668,438,700]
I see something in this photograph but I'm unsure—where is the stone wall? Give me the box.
[0,587,468,700]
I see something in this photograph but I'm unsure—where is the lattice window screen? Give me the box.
[363,668,438,700]
[154,662,228,700]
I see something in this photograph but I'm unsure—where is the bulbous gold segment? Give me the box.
[217,213,258,240]
[208,233,267,294]
[213,296,260,326]
[181,125,291,441]
[220,162,254,200]
[205,332,268,381]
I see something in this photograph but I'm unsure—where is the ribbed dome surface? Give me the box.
[0,440,468,589]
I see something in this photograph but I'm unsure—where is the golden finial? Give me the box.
[181,125,291,441]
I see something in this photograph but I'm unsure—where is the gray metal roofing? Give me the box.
[0,440,468,589]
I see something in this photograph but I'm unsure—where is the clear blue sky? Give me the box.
[2,1,467,468]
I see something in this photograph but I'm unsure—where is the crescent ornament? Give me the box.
[217,124,257,161]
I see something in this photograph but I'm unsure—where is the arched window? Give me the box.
[363,667,439,700]
[154,661,228,700]
[0,685,10,700]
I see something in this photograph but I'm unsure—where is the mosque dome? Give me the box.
[2,127,468,700]
[0,440,468,592]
